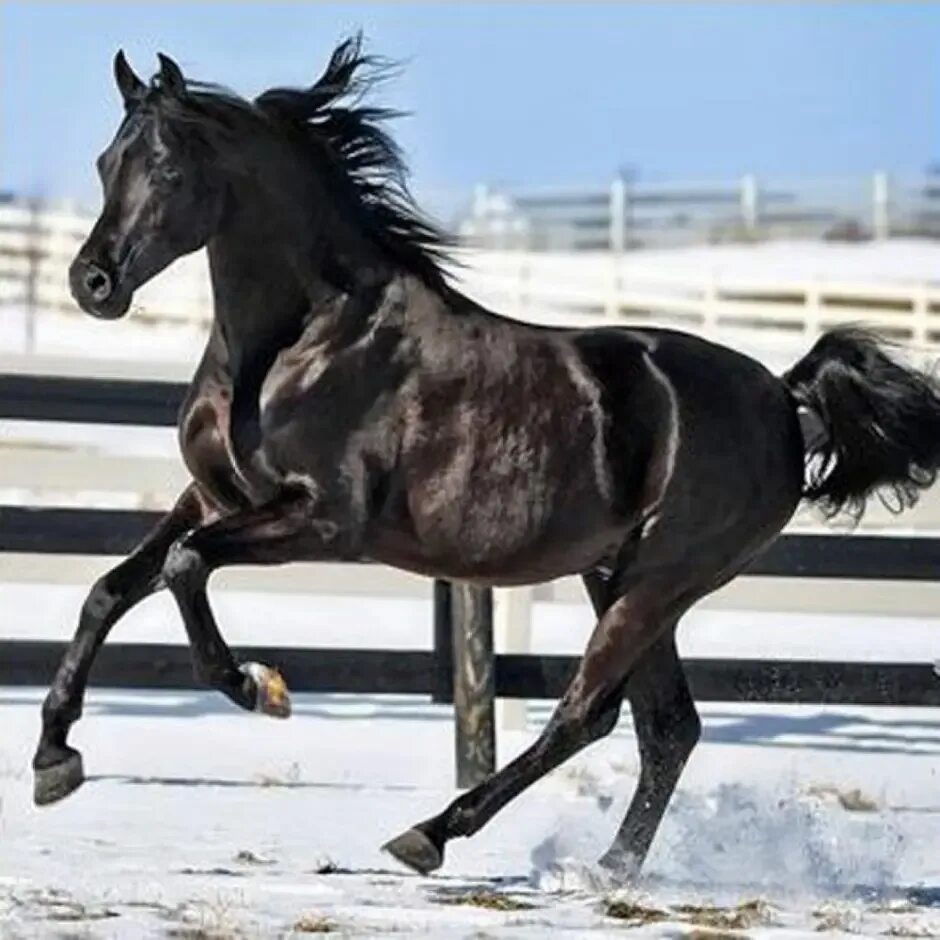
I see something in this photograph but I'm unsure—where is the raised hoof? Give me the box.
[34,750,85,806]
[382,827,443,875]
[240,662,292,718]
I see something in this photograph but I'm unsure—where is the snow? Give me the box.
[601,238,940,286]
[1,583,938,936]
[1,674,939,937]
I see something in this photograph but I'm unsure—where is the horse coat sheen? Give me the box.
[34,37,940,878]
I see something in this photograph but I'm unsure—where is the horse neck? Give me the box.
[205,161,392,383]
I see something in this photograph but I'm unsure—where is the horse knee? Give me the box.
[162,537,205,590]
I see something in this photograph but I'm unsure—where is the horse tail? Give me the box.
[782,326,940,519]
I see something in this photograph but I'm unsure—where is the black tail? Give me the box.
[783,327,940,519]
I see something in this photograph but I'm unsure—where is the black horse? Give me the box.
[35,37,940,878]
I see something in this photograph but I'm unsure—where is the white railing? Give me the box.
[460,172,940,251]
[447,248,940,364]
[3,201,940,365]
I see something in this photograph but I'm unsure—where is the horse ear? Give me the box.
[156,52,186,97]
[113,50,145,107]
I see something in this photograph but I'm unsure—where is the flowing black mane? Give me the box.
[154,34,453,290]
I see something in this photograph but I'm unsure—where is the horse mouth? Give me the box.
[79,287,132,320]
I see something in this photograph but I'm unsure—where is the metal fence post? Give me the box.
[451,583,495,788]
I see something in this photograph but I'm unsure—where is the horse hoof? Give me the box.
[34,749,85,806]
[240,662,292,718]
[382,827,443,875]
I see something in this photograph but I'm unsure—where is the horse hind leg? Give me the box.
[583,571,700,877]
[382,581,677,875]
[600,632,700,874]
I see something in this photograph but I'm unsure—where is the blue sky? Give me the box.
[3,3,938,216]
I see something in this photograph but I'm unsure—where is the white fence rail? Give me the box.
[4,201,940,362]
[449,249,940,348]
[460,172,940,251]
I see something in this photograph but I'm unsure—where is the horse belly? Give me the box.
[369,507,623,584]
[388,457,625,583]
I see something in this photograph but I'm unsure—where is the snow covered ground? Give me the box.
[2,568,940,939]
[1,632,939,938]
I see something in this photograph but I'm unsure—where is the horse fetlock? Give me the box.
[446,800,482,838]
[239,662,292,718]
[41,688,80,727]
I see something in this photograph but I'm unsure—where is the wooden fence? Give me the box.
[2,372,940,786]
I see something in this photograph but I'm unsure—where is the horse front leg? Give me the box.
[160,492,357,719]
[33,485,209,805]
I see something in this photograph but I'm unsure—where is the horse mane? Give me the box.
[154,34,454,291]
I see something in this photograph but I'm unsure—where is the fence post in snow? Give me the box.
[451,583,496,787]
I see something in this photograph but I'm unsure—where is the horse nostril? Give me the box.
[84,265,112,302]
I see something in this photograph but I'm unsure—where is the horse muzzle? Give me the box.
[68,256,131,319]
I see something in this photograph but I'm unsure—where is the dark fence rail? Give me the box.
[2,642,938,707]
[3,371,940,785]
[5,504,940,580]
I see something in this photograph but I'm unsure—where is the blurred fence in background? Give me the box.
[459,170,940,251]
[2,183,940,364]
